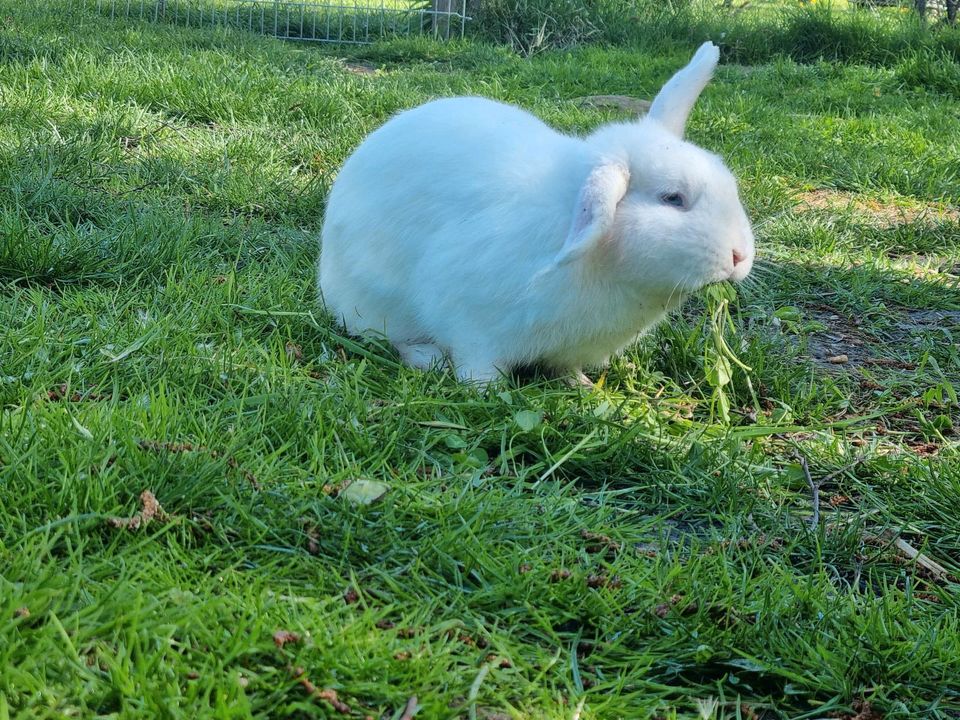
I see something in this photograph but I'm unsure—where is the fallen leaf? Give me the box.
[340,479,390,506]
[14,606,30,619]
[514,409,543,432]
[101,326,160,363]
[343,586,360,604]
[71,415,94,440]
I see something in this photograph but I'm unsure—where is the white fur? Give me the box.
[318,42,754,384]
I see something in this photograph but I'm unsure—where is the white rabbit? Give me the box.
[318,42,754,385]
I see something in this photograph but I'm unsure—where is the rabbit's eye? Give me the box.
[660,192,686,209]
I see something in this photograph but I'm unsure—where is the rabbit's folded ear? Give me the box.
[553,162,630,268]
[647,41,720,138]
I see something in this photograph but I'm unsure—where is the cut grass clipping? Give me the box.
[702,281,755,424]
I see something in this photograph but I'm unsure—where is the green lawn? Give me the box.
[1,2,959,718]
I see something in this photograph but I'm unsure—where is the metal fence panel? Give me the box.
[78,0,470,43]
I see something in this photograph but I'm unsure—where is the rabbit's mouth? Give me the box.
[705,246,754,286]
[728,251,754,282]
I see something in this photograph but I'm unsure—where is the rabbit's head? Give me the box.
[553,43,754,307]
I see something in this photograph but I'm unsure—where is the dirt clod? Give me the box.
[289,667,351,714]
[586,574,622,589]
[830,699,885,720]
[273,630,301,649]
[486,653,512,668]
[285,341,303,363]
[317,688,351,714]
[581,529,621,554]
[106,490,169,530]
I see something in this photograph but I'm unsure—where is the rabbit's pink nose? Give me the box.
[732,248,747,267]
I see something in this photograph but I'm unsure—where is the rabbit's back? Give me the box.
[319,97,590,346]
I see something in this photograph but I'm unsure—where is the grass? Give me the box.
[472,0,960,63]
[1,2,959,718]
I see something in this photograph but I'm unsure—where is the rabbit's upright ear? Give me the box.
[647,41,720,138]
[553,162,630,268]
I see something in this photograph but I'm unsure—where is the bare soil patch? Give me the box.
[574,95,651,114]
[793,189,960,228]
[800,307,960,372]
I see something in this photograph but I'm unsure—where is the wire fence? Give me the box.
[77,0,471,44]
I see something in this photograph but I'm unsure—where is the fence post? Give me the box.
[434,0,477,38]
[432,0,453,39]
